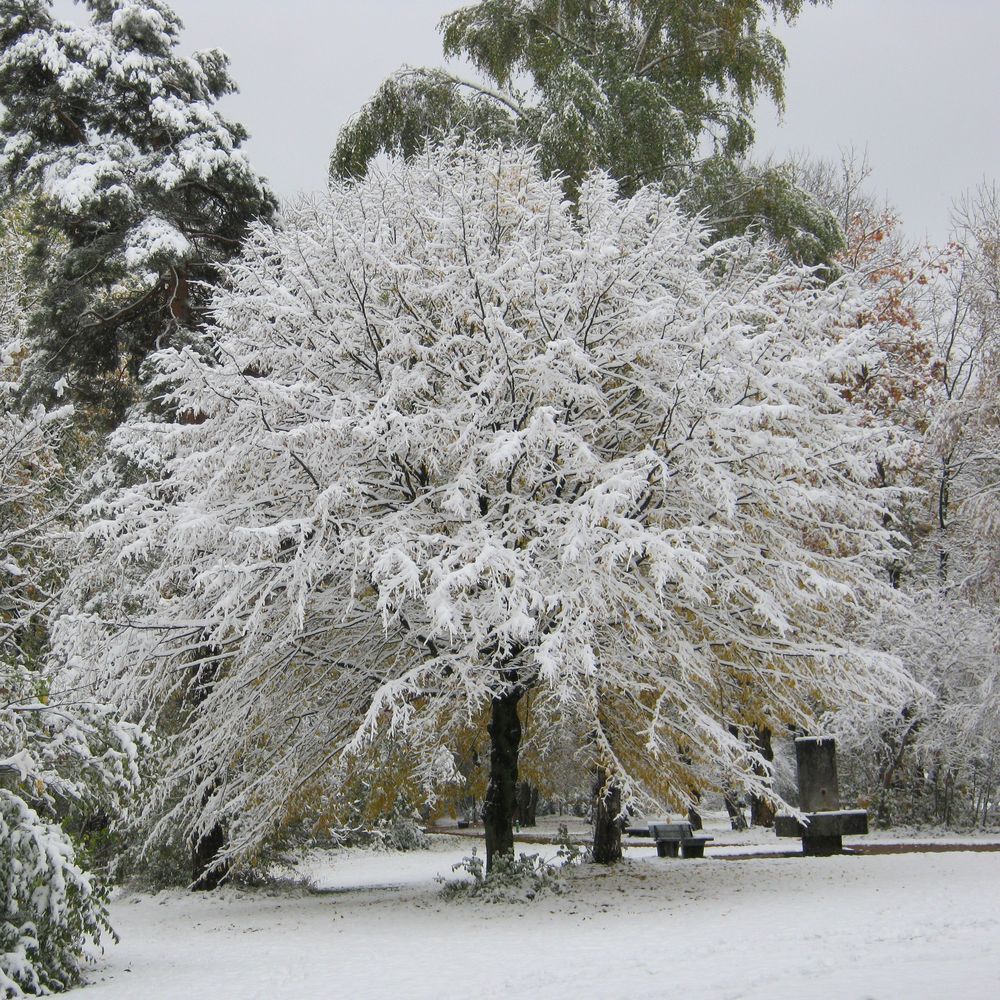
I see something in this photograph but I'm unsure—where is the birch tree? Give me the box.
[332,0,842,266]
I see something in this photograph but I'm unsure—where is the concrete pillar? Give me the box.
[795,737,841,812]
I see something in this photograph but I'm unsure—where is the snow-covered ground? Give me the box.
[68,817,1000,1000]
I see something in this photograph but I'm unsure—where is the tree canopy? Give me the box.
[332,0,841,266]
[0,0,275,416]
[56,142,911,870]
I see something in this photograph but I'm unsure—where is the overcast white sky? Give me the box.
[54,0,1000,243]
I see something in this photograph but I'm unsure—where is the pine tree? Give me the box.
[0,0,275,418]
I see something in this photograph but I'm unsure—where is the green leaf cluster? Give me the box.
[333,0,841,267]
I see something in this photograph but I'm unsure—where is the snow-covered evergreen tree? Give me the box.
[0,0,275,417]
[57,142,913,872]
[0,209,142,997]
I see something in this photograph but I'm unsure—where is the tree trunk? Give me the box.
[591,767,622,864]
[874,708,919,827]
[724,791,748,831]
[515,781,538,827]
[686,784,703,831]
[482,688,523,871]
[750,727,776,828]
[191,822,227,890]
[190,654,229,890]
[677,744,703,830]
[943,767,956,826]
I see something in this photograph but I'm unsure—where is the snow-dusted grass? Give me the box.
[68,818,1000,1000]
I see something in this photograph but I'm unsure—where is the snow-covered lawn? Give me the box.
[69,824,1000,1000]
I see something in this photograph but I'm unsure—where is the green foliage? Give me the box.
[330,73,517,181]
[333,0,840,265]
[684,156,845,270]
[0,0,275,418]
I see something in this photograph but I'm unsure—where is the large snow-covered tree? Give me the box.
[57,142,911,873]
[0,210,141,997]
[0,0,275,417]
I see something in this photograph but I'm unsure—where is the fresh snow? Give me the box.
[68,821,1000,1000]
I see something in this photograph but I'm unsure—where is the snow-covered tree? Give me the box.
[935,184,1000,597]
[833,590,999,825]
[57,141,912,873]
[1,211,142,996]
[791,159,1000,824]
[0,0,275,417]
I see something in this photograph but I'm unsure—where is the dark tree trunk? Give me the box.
[687,791,703,831]
[191,823,227,891]
[515,781,538,827]
[724,791,748,831]
[750,727,776,828]
[750,794,776,828]
[677,745,703,830]
[591,767,622,864]
[482,687,523,871]
[189,655,229,890]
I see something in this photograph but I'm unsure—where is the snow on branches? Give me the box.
[0,0,275,409]
[1,214,142,996]
[57,142,914,862]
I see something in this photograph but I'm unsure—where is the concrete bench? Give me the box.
[648,821,713,859]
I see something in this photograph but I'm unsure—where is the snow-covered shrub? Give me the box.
[0,213,143,994]
[0,685,141,996]
[441,849,565,904]
[379,814,430,853]
[0,793,107,997]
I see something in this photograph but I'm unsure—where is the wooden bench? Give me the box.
[647,822,713,859]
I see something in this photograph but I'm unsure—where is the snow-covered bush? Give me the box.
[441,849,566,904]
[0,677,142,996]
[379,812,430,853]
[1,213,142,995]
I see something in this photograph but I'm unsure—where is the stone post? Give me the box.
[795,737,841,812]
[796,737,842,855]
